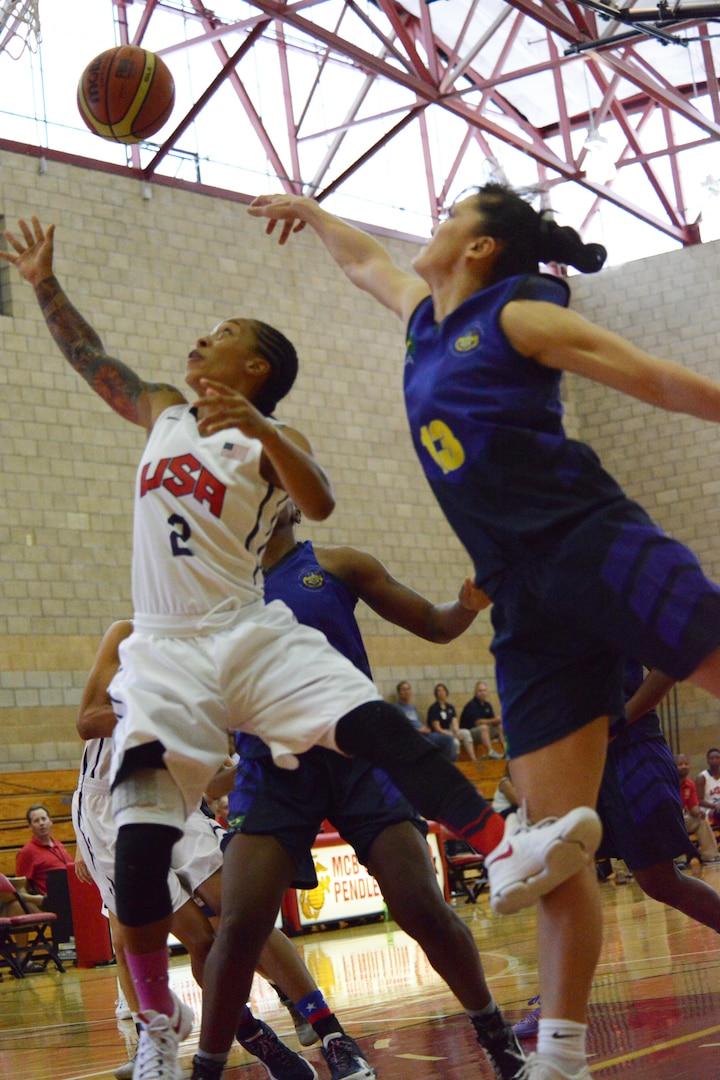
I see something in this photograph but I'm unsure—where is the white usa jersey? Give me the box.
[132,404,288,618]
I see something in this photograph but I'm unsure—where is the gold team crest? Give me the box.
[299,858,332,920]
[453,329,480,353]
[302,572,324,590]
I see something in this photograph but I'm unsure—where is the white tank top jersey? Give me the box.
[131,405,289,620]
[700,770,720,805]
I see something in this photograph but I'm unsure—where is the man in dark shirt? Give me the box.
[460,682,505,759]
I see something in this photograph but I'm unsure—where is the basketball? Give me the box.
[77,46,175,144]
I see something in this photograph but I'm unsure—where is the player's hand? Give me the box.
[459,576,491,611]
[247,194,313,245]
[0,216,56,286]
[74,852,93,885]
[194,379,272,440]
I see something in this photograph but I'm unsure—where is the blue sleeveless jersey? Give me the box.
[264,541,372,677]
[236,541,371,759]
[404,273,628,589]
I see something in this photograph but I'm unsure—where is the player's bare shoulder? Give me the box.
[314,545,380,588]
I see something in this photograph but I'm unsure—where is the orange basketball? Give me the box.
[77,45,175,144]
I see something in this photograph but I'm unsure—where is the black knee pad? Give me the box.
[336,700,492,832]
[336,701,438,767]
[114,822,180,927]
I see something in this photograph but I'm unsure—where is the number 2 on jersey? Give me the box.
[168,513,194,557]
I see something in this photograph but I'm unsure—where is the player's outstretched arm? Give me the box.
[503,298,720,423]
[248,195,428,322]
[323,548,483,642]
[1,216,183,429]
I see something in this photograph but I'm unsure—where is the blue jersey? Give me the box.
[404,273,628,590]
[236,541,371,759]
[264,541,372,678]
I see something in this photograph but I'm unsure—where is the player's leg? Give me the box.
[367,821,522,1080]
[255,928,321,1046]
[257,927,319,1005]
[633,861,720,930]
[107,912,139,1014]
[193,832,317,1080]
[112,753,194,1080]
[168,894,216,987]
[334,701,505,855]
[504,717,607,1080]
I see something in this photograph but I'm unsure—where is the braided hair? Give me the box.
[465,183,606,282]
[249,319,299,416]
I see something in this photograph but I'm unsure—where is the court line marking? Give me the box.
[590,1022,720,1070]
[395,1054,447,1061]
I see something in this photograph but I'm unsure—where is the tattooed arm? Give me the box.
[0,217,184,430]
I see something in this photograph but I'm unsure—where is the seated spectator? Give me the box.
[696,748,720,824]
[394,680,457,761]
[491,770,519,819]
[677,753,720,864]
[460,681,505,759]
[16,804,74,898]
[428,683,476,761]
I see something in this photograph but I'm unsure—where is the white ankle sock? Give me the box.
[466,995,497,1019]
[537,1017,587,1070]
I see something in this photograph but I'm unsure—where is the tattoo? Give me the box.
[36,276,178,423]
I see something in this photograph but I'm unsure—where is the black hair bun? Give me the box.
[541,220,607,274]
[574,242,607,274]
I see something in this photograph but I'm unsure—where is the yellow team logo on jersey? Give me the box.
[420,419,465,474]
[454,330,480,353]
[299,858,332,920]
[302,572,324,590]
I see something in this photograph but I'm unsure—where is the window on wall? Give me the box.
[0,217,11,317]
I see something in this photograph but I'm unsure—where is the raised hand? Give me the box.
[247,194,313,245]
[194,378,272,440]
[0,215,56,287]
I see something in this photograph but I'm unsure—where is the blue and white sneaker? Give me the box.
[238,1019,319,1080]
[321,1033,375,1080]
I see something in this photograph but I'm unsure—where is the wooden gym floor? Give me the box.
[2,866,719,1079]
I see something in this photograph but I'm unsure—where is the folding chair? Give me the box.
[442,834,488,904]
[0,872,65,976]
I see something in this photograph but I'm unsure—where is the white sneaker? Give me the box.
[116,996,133,1020]
[134,991,194,1080]
[514,1052,591,1079]
[489,749,505,760]
[486,806,602,915]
